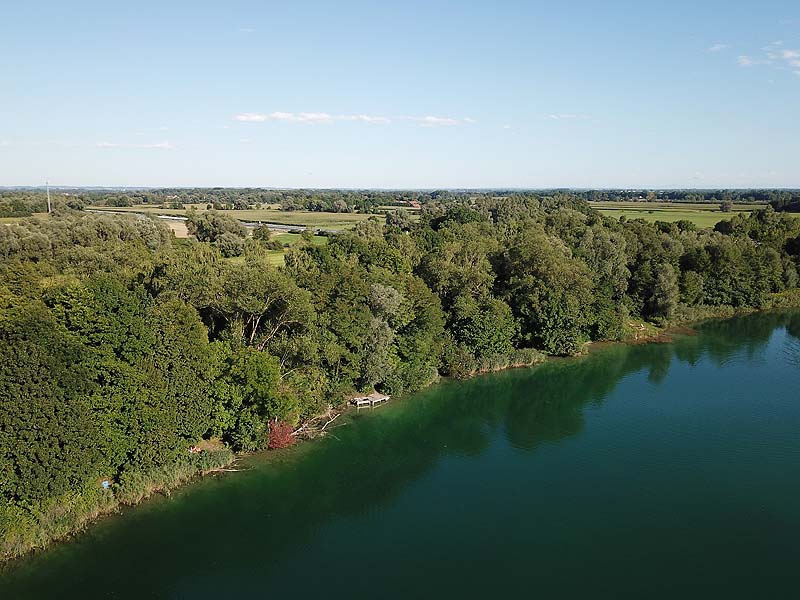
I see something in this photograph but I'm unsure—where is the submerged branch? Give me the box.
[291,406,342,440]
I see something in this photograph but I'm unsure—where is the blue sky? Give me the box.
[1,0,798,188]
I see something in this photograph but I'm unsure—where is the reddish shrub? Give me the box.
[268,421,295,450]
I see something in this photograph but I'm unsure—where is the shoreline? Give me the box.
[1,449,235,566]
[4,292,800,566]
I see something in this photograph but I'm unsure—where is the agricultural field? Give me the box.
[0,213,50,224]
[374,204,421,214]
[163,220,189,238]
[270,232,329,266]
[592,201,766,228]
[91,205,381,230]
[227,233,329,267]
[271,232,329,247]
[85,206,333,265]
[590,202,766,227]
[225,253,286,267]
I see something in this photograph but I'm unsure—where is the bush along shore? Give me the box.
[3,193,800,563]
[1,449,234,562]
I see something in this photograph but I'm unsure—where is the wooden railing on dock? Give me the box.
[352,392,390,408]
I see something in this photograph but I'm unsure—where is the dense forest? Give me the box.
[2,192,800,559]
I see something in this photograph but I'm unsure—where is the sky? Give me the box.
[1,0,799,188]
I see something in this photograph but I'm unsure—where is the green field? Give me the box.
[222,229,331,267]
[592,201,766,228]
[226,252,286,267]
[255,231,329,267]
[271,232,329,247]
[14,202,784,232]
[86,206,332,266]
[374,204,422,213]
[0,213,50,224]
[269,232,329,265]
[92,205,381,230]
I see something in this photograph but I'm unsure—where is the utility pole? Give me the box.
[46,180,51,213]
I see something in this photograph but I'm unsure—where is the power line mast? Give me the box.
[46,180,51,213]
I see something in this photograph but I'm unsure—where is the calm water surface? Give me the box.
[2,312,800,599]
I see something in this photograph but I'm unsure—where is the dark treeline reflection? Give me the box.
[686,310,796,363]
[785,312,800,341]
[784,313,800,367]
[1,311,796,598]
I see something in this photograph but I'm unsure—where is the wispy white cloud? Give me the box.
[236,112,344,123]
[234,113,268,122]
[239,138,251,143]
[737,55,761,66]
[0,140,9,146]
[708,43,729,52]
[740,42,800,70]
[336,114,392,124]
[234,112,471,126]
[268,111,335,123]
[547,113,591,120]
[240,27,255,33]
[782,49,800,67]
[97,141,174,150]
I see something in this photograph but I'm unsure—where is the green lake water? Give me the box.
[2,311,800,598]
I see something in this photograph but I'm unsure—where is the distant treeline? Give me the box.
[1,188,427,215]
[579,189,800,206]
[2,193,800,558]
[3,188,800,218]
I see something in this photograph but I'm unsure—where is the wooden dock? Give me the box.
[352,392,390,408]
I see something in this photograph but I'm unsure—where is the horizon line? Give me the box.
[3,185,800,192]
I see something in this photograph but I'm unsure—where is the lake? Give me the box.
[2,311,800,598]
